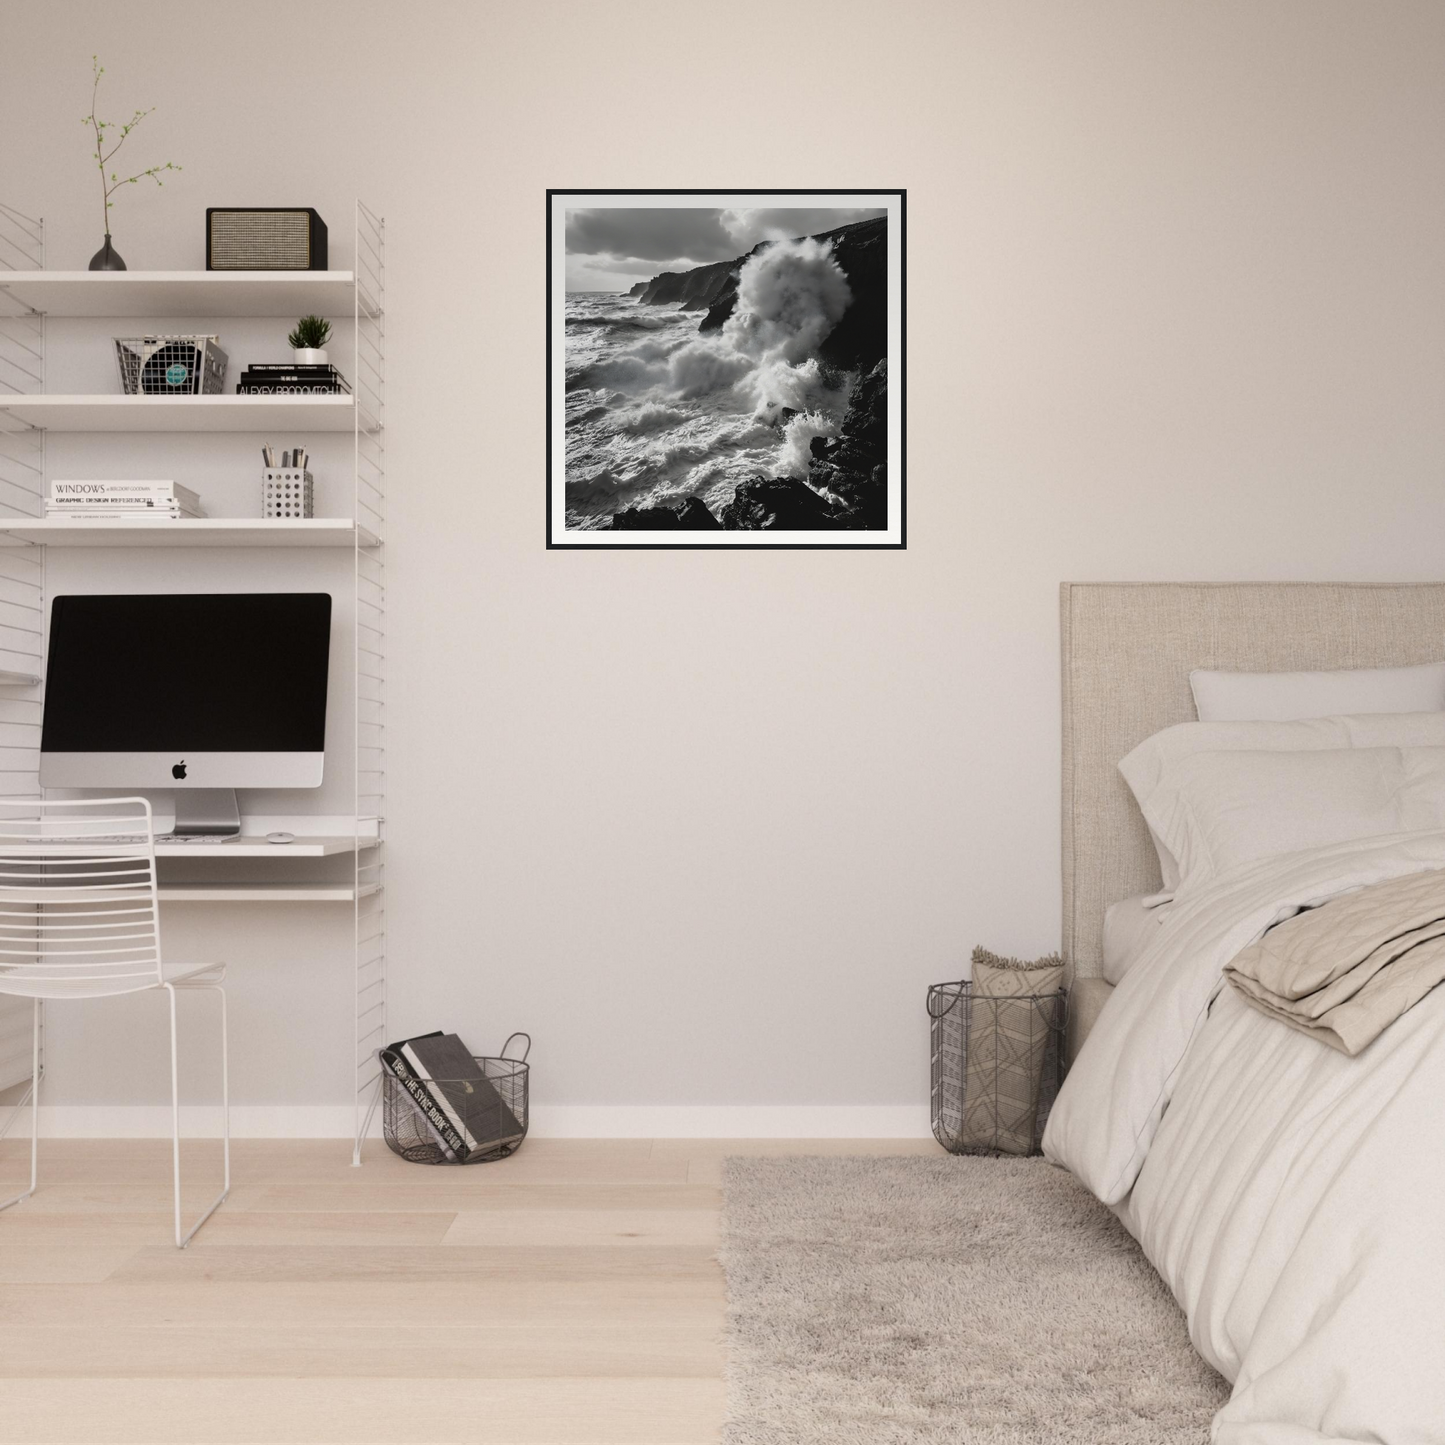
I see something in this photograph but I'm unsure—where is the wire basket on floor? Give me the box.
[382,1033,529,1165]
[928,981,1065,1157]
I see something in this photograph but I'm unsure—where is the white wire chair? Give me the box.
[0,797,228,1247]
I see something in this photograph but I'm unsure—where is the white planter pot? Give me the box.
[293,348,328,365]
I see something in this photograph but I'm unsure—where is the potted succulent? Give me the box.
[288,315,332,365]
[83,56,180,271]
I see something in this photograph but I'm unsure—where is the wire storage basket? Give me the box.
[114,335,228,395]
[382,1033,529,1165]
[928,981,1066,1157]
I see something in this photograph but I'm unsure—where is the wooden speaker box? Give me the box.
[206,208,328,270]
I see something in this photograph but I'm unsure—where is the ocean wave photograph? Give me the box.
[547,191,905,548]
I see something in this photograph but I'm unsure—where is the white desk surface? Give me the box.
[154,835,368,858]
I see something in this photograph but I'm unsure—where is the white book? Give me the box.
[51,480,202,508]
[48,495,203,510]
[45,506,202,520]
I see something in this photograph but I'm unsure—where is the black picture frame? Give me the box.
[547,189,906,550]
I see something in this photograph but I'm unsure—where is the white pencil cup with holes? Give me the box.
[263,468,314,519]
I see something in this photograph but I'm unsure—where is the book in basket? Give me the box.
[381,1031,525,1161]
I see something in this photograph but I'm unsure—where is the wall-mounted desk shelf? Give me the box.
[157,882,380,903]
[0,270,365,319]
[0,518,379,549]
[0,394,360,433]
[153,835,363,859]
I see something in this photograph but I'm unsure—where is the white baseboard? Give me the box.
[12,1103,932,1140]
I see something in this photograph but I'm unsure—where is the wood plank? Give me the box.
[0,1324,723,1380]
[442,1209,719,1248]
[0,1183,268,1214]
[0,1210,456,1248]
[252,1181,719,1213]
[0,1279,725,1329]
[0,1377,725,1445]
[0,1248,136,1284]
[108,1244,720,1285]
[1,1139,653,1184]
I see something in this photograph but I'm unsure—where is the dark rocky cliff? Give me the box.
[720,359,887,531]
[626,216,887,374]
[697,216,887,374]
[610,496,721,530]
[634,258,737,310]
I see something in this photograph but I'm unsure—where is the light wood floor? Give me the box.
[0,1136,937,1444]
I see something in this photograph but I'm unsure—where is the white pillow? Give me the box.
[1102,894,1166,985]
[1119,712,1445,893]
[1133,745,1445,899]
[1190,661,1445,722]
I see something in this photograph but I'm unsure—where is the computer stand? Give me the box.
[170,789,241,839]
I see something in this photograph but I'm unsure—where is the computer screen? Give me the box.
[40,592,332,789]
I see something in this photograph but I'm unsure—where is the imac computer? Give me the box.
[40,593,332,838]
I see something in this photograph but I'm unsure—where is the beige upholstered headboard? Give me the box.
[1061,581,1445,980]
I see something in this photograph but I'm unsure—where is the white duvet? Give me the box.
[1044,831,1445,1445]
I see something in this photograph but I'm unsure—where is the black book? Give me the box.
[244,362,345,375]
[237,382,351,395]
[379,1033,463,1159]
[239,367,349,380]
[400,1033,525,1160]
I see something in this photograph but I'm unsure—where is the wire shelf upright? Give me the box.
[0,202,45,1105]
[351,201,386,1164]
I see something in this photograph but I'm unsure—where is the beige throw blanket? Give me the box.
[1225,867,1445,1054]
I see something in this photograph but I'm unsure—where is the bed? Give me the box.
[1045,581,1445,1444]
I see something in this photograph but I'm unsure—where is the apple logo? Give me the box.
[172,761,187,780]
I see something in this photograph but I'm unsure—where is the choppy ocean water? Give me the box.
[562,237,858,529]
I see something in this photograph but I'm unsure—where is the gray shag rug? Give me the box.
[719,1156,1230,1444]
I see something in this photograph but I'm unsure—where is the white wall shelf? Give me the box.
[0,518,378,548]
[0,394,360,433]
[157,882,379,903]
[0,270,365,319]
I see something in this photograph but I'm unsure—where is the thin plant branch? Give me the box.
[83,56,180,237]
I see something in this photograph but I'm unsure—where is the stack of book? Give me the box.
[236,363,351,395]
[380,1032,526,1162]
[47,480,205,519]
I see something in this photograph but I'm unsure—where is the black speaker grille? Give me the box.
[209,211,312,270]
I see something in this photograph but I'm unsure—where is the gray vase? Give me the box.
[88,234,126,271]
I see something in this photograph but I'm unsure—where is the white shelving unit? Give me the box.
[0,200,387,1163]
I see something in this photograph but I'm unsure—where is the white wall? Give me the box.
[3,0,1444,1134]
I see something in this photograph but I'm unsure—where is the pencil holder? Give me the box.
[263,468,314,519]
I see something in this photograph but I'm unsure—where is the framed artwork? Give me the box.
[547,190,905,548]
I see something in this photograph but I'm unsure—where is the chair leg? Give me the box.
[0,999,40,1214]
[164,982,230,1249]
